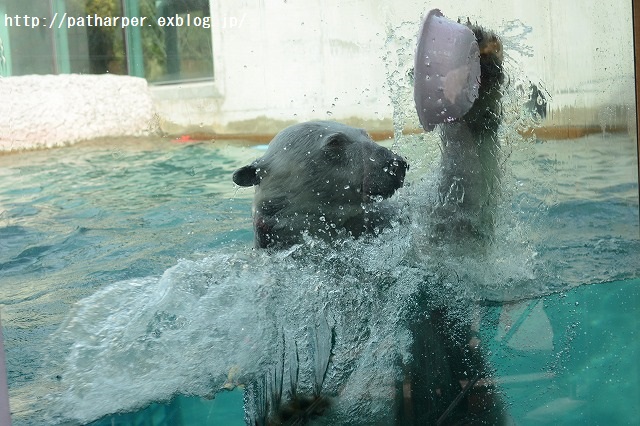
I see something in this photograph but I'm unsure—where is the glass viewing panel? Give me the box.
[0,0,637,425]
[0,0,213,82]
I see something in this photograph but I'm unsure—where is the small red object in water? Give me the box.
[174,135,195,143]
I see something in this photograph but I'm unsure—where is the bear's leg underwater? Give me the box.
[399,24,509,425]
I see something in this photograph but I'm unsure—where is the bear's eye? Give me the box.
[322,133,355,164]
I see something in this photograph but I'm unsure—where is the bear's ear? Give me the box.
[233,164,261,187]
[323,132,352,149]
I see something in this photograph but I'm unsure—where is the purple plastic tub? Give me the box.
[414,9,481,131]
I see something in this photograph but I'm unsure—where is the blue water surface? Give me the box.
[0,133,638,424]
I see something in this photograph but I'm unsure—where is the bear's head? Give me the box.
[233,121,408,248]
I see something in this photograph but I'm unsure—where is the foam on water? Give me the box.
[38,161,540,424]
[33,134,638,424]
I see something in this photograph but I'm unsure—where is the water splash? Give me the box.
[37,164,540,423]
[499,19,534,59]
[38,16,550,426]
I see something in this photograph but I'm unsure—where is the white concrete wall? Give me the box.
[153,0,636,134]
[2,0,634,149]
[0,74,157,151]
[153,0,392,133]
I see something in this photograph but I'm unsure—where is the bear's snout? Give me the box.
[387,155,409,184]
[362,151,408,200]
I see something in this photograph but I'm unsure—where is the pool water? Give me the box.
[86,277,640,426]
[0,133,638,424]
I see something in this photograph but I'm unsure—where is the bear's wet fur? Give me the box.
[401,23,508,426]
[233,121,408,249]
[234,24,507,426]
[433,24,505,250]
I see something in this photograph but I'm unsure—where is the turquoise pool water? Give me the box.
[0,133,638,424]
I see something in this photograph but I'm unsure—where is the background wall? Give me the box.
[152,0,636,135]
[1,0,634,145]
[0,74,156,151]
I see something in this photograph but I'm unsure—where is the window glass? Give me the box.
[141,0,214,83]
[0,1,637,425]
[0,0,213,82]
[82,0,126,74]
[2,0,57,75]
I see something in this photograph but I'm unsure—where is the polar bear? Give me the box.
[233,121,408,249]
[232,23,506,426]
[233,27,503,252]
